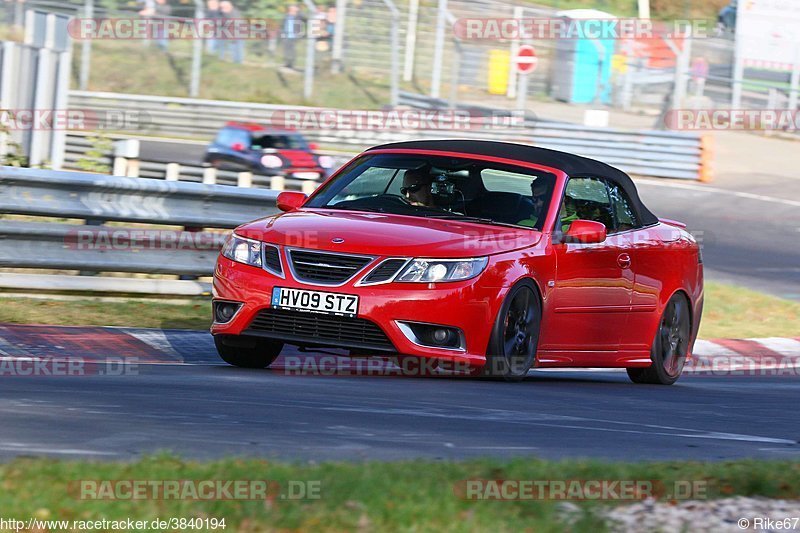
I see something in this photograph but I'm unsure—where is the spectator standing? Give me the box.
[138,0,155,47]
[326,4,336,42]
[140,0,172,50]
[281,4,304,70]
[218,1,244,64]
[206,0,221,54]
[154,0,172,50]
[313,4,328,51]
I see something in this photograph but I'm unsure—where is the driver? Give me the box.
[400,168,435,207]
[517,179,550,228]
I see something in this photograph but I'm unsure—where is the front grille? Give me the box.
[246,308,395,352]
[263,245,282,275]
[289,249,372,284]
[361,258,408,284]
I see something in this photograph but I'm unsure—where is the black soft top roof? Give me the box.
[367,139,658,226]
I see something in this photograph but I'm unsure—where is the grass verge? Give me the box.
[0,296,210,330]
[1,455,798,532]
[697,282,800,339]
[0,281,797,339]
[82,39,389,108]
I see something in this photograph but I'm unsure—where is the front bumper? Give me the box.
[211,256,504,365]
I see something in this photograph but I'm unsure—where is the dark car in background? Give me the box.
[204,123,334,181]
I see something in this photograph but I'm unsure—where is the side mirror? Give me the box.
[231,142,246,152]
[276,191,308,212]
[308,142,319,151]
[564,220,606,244]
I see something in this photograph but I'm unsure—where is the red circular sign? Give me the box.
[515,45,538,74]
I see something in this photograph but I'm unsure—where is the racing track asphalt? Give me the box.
[634,177,800,301]
[5,139,790,463]
[0,360,798,461]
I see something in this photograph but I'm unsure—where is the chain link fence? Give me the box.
[2,0,798,120]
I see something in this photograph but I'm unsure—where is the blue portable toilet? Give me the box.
[550,9,616,104]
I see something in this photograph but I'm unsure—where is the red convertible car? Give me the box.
[211,140,703,384]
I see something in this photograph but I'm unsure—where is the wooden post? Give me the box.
[301,180,317,195]
[202,167,217,184]
[125,158,140,178]
[271,176,285,191]
[237,172,253,188]
[112,157,127,176]
[699,134,714,183]
[165,163,180,181]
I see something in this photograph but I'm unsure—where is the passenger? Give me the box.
[560,197,580,232]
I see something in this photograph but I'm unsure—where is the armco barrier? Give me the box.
[62,132,347,192]
[0,167,280,295]
[68,91,711,181]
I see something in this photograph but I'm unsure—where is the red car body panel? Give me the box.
[234,209,543,257]
[212,146,704,370]
[278,149,318,168]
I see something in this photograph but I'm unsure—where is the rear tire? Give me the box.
[214,335,283,368]
[627,293,691,385]
[478,280,541,381]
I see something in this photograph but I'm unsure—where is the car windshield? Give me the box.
[251,134,309,151]
[304,154,557,231]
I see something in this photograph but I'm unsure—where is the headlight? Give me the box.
[260,155,283,168]
[221,234,262,267]
[317,155,334,169]
[396,257,487,283]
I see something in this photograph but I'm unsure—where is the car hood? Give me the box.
[235,209,542,258]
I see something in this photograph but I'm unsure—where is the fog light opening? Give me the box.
[214,301,242,323]
[396,322,464,351]
[432,328,449,345]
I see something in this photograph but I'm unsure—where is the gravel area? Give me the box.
[598,497,800,532]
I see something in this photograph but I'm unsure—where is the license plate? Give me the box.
[293,172,320,180]
[271,287,359,318]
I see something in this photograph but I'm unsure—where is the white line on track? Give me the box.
[758,448,800,455]
[460,446,539,450]
[0,443,116,456]
[319,405,796,445]
[634,178,800,208]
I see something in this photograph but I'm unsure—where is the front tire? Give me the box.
[214,335,283,368]
[627,293,691,385]
[478,280,541,381]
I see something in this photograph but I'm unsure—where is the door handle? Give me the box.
[617,253,632,269]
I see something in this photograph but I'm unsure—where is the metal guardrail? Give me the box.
[397,92,711,180]
[0,167,279,226]
[0,167,280,295]
[309,124,707,181]
[69,91,711,181]
[0,220,224,276]
[62,133,350,192]
[69,90,325,143]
